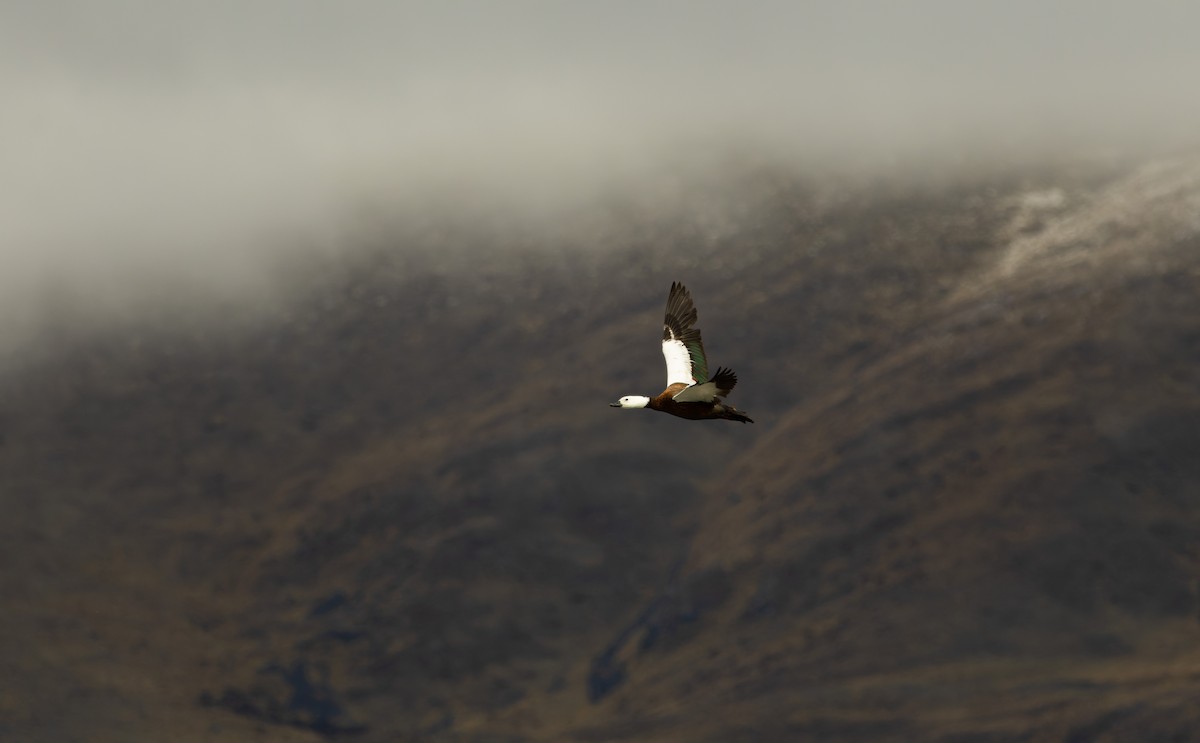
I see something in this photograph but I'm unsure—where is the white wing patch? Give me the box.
[662,338,696,386]
[672,381,723,403]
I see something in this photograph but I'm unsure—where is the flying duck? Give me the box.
[610,282,753,423]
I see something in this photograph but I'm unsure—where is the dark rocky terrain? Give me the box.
[4,153,1200,742]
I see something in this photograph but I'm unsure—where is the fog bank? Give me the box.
[4,1,1200,350]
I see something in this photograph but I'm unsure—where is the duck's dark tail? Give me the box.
[722,405,754,424]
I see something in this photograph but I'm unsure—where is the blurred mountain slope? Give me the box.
[3,155,1199,741]
[581,158,1200,742]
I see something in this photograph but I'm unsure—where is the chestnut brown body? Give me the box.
[648,383,754,423]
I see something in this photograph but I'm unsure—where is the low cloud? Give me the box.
[3,1,1200,350]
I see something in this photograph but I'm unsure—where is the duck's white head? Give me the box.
[610,395,650,409]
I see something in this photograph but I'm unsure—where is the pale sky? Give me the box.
[3,1,1199,346]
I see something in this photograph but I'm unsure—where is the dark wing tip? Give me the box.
[667,282,691,309]
[663,281,699,340]
[712,366,738,392]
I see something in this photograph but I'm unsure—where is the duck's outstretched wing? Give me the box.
[662,281,709,386]
[673,367,737,402]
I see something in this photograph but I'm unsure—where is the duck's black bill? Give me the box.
[609,402,621,407]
